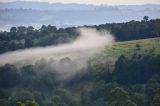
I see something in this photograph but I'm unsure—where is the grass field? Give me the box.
[103,37,160,58]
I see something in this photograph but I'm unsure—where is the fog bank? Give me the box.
[0,28,114,69]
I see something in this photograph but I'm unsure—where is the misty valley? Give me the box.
[0,1,160,106]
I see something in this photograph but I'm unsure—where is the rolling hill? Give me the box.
[104,37,160,58]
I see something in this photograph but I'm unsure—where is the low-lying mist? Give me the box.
[0,28,114,80]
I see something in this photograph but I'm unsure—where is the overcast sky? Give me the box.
[0,0,160,5]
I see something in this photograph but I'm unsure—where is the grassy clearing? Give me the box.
[103,37,160,58]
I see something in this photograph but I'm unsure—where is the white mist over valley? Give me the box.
[0,28,114,79]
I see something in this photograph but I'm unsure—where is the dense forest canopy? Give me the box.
[0,17,160,106]
[0,45,160,106]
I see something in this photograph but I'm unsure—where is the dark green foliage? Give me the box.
[133,93,148,106]
[50,88,80,106]
[16,100,39,106]
[25,37,34,48]
[151,89,160,106]
[94,19,160,41]
[0,25,78,53]
[10,27,17,33]
[114,54,160,84]
[0,64,20,88]
[0,18,160,106]
[108,87,136,106]
[0,18,160,54]
[143,16,149,22]
[0,53,159,106]
[81,81,117,106]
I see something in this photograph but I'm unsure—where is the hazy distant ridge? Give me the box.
[0,1,160,30]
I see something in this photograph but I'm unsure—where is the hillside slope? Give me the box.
[104,37,160,58]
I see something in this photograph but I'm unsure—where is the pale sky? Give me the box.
[0,0,160,5]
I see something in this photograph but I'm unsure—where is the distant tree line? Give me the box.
[0,17,160,54]
[0,25,78,54]
[92,17,160,41]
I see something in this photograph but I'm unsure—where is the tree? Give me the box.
[16,100,39,106]
[51,88,80,106]
[135,44,141,51]
[109,87,137,106]
[17,42,25,49]
[27,26,34,34]
[48,25,57,32]
[109,87,129,102]
[9,41,17,50]
[151,89,160,106]
[25,37,34,48]
[0,64,20,88]
[143,16,149,22]
[16,102,25,106]
[25,100,39,106]
[133,93,147,106]
[114,55,129,84]
[17,26,27,34]
[10,27,17,33]
[126,100,137,106]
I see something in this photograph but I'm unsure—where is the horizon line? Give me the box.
[0,0,160,6]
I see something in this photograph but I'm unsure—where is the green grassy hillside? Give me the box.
[104,37,160,58]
